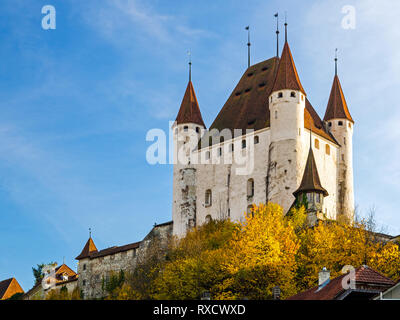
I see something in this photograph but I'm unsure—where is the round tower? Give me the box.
[172,67,205,236]
[267,39,307,213]
[323,58,354,221]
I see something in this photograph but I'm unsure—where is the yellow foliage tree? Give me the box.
[217,203,300,299]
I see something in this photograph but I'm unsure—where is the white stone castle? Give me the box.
[172,35,354,237]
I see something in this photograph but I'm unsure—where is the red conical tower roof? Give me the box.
[272,41,306,95]
[75,237,98,260]
[175,81,206,127]
[324,75,353,123]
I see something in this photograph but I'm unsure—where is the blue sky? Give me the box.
[0,0,399,291]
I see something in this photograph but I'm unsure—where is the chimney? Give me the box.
[318,267,330,286]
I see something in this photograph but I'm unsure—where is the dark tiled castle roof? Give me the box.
[175,81,205,127]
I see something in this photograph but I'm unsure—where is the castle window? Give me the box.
[275,110,278,119]
[278,92,283,98]
[230,143,234,152]
[206,151,210,160]
[254,136,259,144]
[328,122,332,127]
[83,264,86,271]
[338,121,343,126]
[205,190,212,206]
[290,91,296,97]
[307,193,313,203]
[316,193,321,203]
[315,139,319,149]
[218,147,222,157]
[247,179,254,197]
[205,215,212,223]
[242,139,246,149]
[270,97,273,102]
[196,127,200,133]
[184,126,188,132]
[82,280,86,286]
[325,144,330,155]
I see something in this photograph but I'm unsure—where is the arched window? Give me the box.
[242,139,246,149]
[205,215,212,223]
[254,136,259,144]
[205,190,212,206]
[247,178,254,197]
[315,139,319,149]
[184,125,189,132]
[278,92,283,98]
[290,91,296,97]
[325,144,330,155]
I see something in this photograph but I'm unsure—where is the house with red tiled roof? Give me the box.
[23,262,78,300]
[288,266,395,300]
[172,23,355,237]
[0,278,24,300]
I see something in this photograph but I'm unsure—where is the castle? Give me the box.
[73,28,355,299]
[172,33,354,236]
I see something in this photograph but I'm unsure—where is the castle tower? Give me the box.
[323,60,354,221]
[75,235,98,298]
[267,36,307,212]
[172,69,205,236]
[293,131,329,226]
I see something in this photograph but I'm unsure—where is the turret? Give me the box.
[172,65,205,236]
[293,131,329,226]
[323,56,354,221]
[267,33,307,212]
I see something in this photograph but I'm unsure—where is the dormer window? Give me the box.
[278,92,283,98]
[290,92,296,97]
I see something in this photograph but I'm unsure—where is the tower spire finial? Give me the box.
[245,26,251,68]
[187,50,192,82]
[284,12,288,43]
[335,48,338,76]
[274,13,279,57]
[89,227,92,238]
